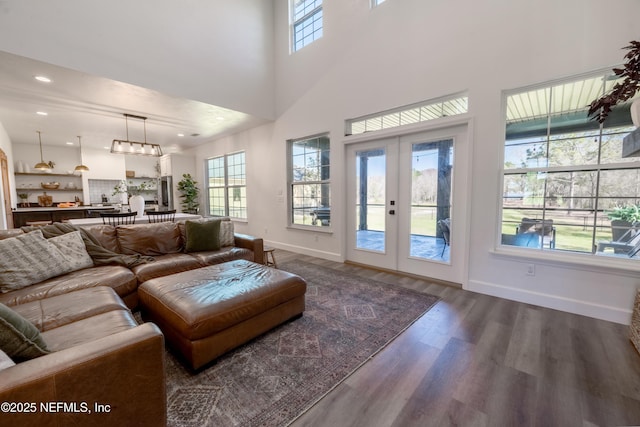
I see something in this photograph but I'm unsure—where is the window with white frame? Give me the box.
[206,151,247,219]
[372,0,386,7]
[346,94,468,136]
[292,0,323,52]
[289,134,330,227]
[501,71,640,258]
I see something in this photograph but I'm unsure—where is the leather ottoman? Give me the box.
[138,259,307,370]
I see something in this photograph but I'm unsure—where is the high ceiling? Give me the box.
[0,50,270,154]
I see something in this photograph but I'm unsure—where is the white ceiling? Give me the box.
[0,50,270,154]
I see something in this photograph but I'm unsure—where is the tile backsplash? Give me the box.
[88,179,123,204]
[88,179,158,205]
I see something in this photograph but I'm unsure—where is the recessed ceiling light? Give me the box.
[216,116,225,121]
[177,133,184,137]
[103,146,110,150]
[34,76,51,83]
[66,141,74,145]
[36,111,48,116]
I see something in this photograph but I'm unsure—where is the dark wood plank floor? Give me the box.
[276,250,640,427]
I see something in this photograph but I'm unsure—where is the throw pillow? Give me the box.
[185,219,221,252]
[0,303,50,360]
[0,349,15,371]
[48,231,94,271]
[0,230,74,293]
[220,220,235,247]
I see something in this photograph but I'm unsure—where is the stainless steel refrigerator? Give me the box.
[159,176,173,210]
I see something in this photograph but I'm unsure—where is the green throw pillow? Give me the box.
[185,219,222,252]
[0,303,50,361]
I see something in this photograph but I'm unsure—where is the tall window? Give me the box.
[206,151,247,219]
[501,71,640,258]
[289,135,330,227]
[372,0,386,6]
[292,0,323,52]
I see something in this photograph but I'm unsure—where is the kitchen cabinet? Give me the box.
[159,155,172,177]
[12,206,113,228]
[160,154,194,178]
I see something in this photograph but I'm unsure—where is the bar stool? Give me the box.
[264,246,277,268]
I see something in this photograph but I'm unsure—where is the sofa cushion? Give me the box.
[0,230,73,293]
[40,309,137,352]
[0,265,137,308]
[11,287,129,332]
[185,219,221,253]
[82,224,119,253]
[0,302,50,360]
[189,247,254,266]
[179,217,232,247]
[0,229,25,241]
[131,253,203,283]
[118,222,183,256]
[220,220,234,246]
[48,231,94,271]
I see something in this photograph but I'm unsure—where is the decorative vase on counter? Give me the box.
[129,195,145,217]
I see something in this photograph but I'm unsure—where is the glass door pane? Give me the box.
[355,148,386,252]
[409,139,453,262]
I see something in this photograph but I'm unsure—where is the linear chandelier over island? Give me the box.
[110,113,163,157]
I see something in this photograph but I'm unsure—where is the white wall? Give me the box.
[0,123,15,228]
[201,0,640,324]
[12,143,82,176]
[0,0,275,120]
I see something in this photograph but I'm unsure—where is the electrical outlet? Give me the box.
[526,264,535,276]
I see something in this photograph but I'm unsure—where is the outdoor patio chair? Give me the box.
[437,218,451,257]
[516,218,556,249]
[596,223,640,257]
[311,207,330,226]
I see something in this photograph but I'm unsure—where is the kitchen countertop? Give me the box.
[12,206,117,212]
[68,213,202,226]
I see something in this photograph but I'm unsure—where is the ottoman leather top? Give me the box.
[138,260,306,340]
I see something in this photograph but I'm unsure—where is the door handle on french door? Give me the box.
[389,210,395,215]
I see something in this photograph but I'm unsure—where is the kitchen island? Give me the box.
[11,206,117,228]
[68,213,201,226]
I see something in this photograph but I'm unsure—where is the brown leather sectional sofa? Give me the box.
[0,220,264,427]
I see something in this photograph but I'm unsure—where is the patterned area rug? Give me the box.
[164,261,439,427]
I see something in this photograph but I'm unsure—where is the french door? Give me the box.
[346,124,469,285]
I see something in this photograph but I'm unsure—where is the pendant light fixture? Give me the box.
[74,136,90,172]
[110,113,163,157]
[33,131,51,171]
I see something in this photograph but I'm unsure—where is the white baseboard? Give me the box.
[467,279,633,325]
[263,241,343,263]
